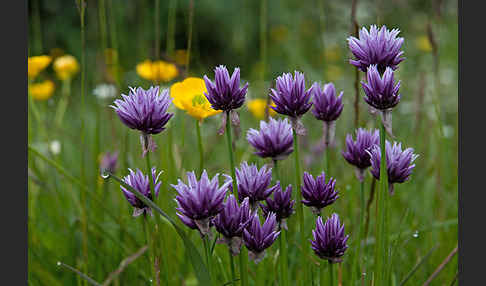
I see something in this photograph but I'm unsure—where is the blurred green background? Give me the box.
[28,0,457,285]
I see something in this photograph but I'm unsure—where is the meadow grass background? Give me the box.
[28,0,458,285]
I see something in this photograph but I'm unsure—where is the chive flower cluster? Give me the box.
[107,23,419,274]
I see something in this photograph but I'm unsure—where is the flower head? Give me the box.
[301,172,339,215]
[368,141,418,194]
[29,80,55,101]
[173,170,231,235]
[311,82,344,122]
[247,117,294,161]
[243,212,280,263]
[120,168,162,217]
[247,98,276,120]
[347,25,405,72]
[136,60,179,82]
[100,151,118,174]
[111,86,173,156]
[342,128,380,180]
[361,65,401,111]
[93,83,117,101]
[28,55,52,79]
[260,182,295,228]
[310,213,349,263]
[203,65,248,112]
[111,86,173,135]
[213,195,252,255]
[53,55,79,80]
[170,77,222,121]
[270,71,313,118]
[235,162,273,207]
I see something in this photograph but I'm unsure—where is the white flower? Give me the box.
[93,83,117,100]
[49,140,61,155]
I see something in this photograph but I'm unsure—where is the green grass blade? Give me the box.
[398,245,438,286]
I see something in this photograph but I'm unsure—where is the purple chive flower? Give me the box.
[361,65,401,111]
[311,82,344,147]
[213,195,252,255]
[368,141,419,194]
[173,170,231,236]
[311,82,344,122]
[120,168,162,217]
[247,117,294,161]
[111,86,174,156]
[235,162,273,207]
[347,24,405,73]
[203,65,248,112]
[269,71,313,135]
[310,213,349,264]
[301,172,339,215]
[100,151,118,174]
[342,128,380,181]
[203,65,249,135]
[260,182,295,230]
[243,212,280,264]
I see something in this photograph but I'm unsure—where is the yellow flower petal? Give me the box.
[170,77,221,120]
[136,60,179,82]
[29,80,55,101]
[53,55,79,80]
[247,98,276,120]
[28,55,52,79]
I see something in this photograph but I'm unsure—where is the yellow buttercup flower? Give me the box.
[170,77,221,121]
[415,35,432,53]
[28,55,52,79]
[53,55,79,80]
[247,98,276,120]
[29,80,55,101]
[136,60,179,82]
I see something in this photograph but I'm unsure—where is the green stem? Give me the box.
[273,160,279,181]
[351,178,365,285]
[155,0,160,60]
[166,0,177,57]
[143,217,155,283]
[98,0,108,59]
[256,260,264,286]
[78,2,88,282]
[279,229,289,286]
[186,0,194,74]
[203,236,212,283]
[374,119,388,285]
[229,250,236,285]
[196,120,204,174]
[293,129,306,285]
[259,0,267,80]
[224,113,248,286]
[320,262,325,286]
[55,79,71,127]
[326,146,331,175]
[329,262,334,286]
[32,0,43,54]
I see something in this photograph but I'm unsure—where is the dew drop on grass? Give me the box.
[100,171,110,179]
[56,261,61,266]
[413,230,419,238]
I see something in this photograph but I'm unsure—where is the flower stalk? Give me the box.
[293,130,307,283]
[224,112,248,286]
[374,120,388,285]
[196,120,204,174]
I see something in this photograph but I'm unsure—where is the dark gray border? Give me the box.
[1,0,27,283]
